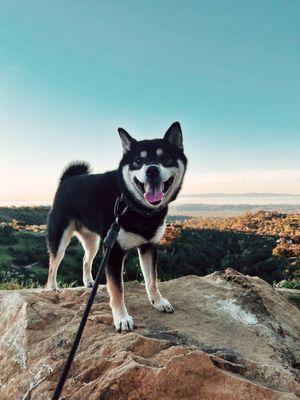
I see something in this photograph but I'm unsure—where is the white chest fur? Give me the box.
[117,222,166,251]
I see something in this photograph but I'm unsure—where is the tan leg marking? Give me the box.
[75,227,100,287]
[106,272,133,332]
[138,248,174,313]
[46,223,74,291]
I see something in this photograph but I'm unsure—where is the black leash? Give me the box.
[51,195,130,400]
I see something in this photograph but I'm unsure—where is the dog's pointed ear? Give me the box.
[163,122,183,150]
[118,128,137,153]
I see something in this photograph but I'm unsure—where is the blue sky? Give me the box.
[0,0,300,202]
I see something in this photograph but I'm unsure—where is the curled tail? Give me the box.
[60,161,91,183]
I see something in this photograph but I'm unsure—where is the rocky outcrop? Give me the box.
[0,269,299,400]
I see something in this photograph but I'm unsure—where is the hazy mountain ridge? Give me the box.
[170,203,300,217]
[180,192,300,198]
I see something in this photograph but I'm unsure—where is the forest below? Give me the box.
[0,207,299,290]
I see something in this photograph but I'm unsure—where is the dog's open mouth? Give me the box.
[134,176,174,205]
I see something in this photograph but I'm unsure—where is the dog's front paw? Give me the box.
[114,314,134,332]
[151,297,174,313]
[46,284,60,292]
[85,280,95,288]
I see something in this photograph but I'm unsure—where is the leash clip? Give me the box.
[103,195,131,249]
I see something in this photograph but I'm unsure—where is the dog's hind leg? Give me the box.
[46,221,74,291]
[138,244,174,313]
[75,228,100,288]
[105,244,133,332]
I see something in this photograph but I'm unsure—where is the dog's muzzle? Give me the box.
[134,165,174,206]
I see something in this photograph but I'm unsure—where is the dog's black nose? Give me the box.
[146,165,160,178]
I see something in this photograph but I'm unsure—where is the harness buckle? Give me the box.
[114,194,131,218]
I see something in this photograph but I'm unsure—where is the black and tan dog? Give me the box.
[46,122,187,331]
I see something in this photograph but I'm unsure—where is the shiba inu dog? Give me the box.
[46,122,187,331]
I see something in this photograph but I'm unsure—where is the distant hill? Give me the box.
[170,203,300,217]
[0,210,298,289]
[180,193,300,198]
[0,206,50,225]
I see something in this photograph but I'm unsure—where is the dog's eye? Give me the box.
[135,157,144,165]
[161,155,172,164]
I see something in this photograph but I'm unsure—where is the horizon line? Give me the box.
[1,191,300,208]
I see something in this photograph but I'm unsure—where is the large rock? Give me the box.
[0,269,299,400]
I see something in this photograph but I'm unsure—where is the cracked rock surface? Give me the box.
[0,268,299,400]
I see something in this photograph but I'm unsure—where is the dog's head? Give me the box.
[118,122,187,209]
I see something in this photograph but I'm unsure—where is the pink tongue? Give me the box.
[144,184,164,204]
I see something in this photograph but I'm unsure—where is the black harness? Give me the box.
[117,192,167,217]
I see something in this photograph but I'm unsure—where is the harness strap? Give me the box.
[120,193,167,217]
